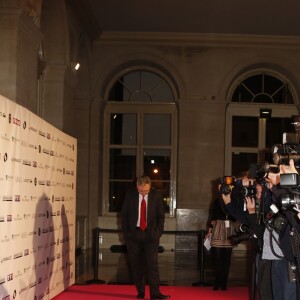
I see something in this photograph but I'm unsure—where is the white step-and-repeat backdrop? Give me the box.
[0,95,77,299]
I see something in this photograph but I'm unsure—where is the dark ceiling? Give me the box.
[88,0,300,37]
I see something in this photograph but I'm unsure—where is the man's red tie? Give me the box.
[140,197,147,231]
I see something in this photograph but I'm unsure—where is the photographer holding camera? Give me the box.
[263,158,299,300]
[244,182,274,300]
[219,163,298,300]
[220,176,273,299]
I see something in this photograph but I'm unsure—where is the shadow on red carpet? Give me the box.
[52,284,251,300]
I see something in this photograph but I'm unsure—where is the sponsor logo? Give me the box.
[28,280,37,289]
[19,285,29,294]
[1,255,12,263]
[3,195,12,201]
[42,228,49,234]
[11,136,20,143]
[38,130,45,137]
[12,117,21,126]
[38,260,45,267]
[1,135,9,142]
[15,176,22,183]
[11,234,20,240]
[7,215,12,222]
[7,274,13,281]
[23,213,31,220]
[15,270,23,278]
[13,252,22,259]
[23,178,32,183]
[29,126,37,132]
[37,245,44,251]
[5,175,13,181]
[42,148,49,155]
[22,159,31,166]
[13,215,22,221]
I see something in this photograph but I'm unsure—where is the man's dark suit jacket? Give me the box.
[121,187,165,242]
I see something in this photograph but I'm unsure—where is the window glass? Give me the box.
[265,117,294,148]
[108,70,174,102]
[151,181,171,213]
[143,149,170,181]
[109,149,136,180]
[232,116,258,147]
[232,74,294,104]
[232,152,258,177]
[144,114,171,145]
[109,181,135,212]
[110,113,137,145]
[105,69,176,214]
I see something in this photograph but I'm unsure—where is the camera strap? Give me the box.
[266,224,284,259]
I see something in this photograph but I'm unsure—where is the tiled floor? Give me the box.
[75,247,253,288]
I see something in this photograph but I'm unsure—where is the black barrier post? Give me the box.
[192,230,207,286]
[250,251,256,300]
[86,227,105,284]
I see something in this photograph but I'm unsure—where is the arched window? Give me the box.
[103,69,178,216]
[225,72,298,176]
[108,70,175,102]
[232,73,293,104]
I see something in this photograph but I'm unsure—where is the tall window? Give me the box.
[103,69,177,216]
[225,72,298,176]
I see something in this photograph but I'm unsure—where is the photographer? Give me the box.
[264,159,299,300]
[245,182,277,300]
[222,176,273,299]
[221,177,252,226]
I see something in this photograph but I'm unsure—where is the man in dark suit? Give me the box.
[121,175,170,300]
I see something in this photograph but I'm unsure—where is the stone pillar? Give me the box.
[0,6,42,112]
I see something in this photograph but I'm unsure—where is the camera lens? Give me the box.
[281,192,300,208]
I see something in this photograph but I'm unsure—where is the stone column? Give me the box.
[0,5,42,112]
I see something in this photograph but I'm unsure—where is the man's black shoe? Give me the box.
[136,292,145,299]
[150,293,170,300]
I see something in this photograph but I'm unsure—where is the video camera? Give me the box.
[262,118,300,232]
[271,130,300,211]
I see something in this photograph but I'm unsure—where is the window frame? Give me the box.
[225,103,298,175]
[102,102,178,216]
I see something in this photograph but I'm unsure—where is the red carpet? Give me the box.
[52,284,250,300]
